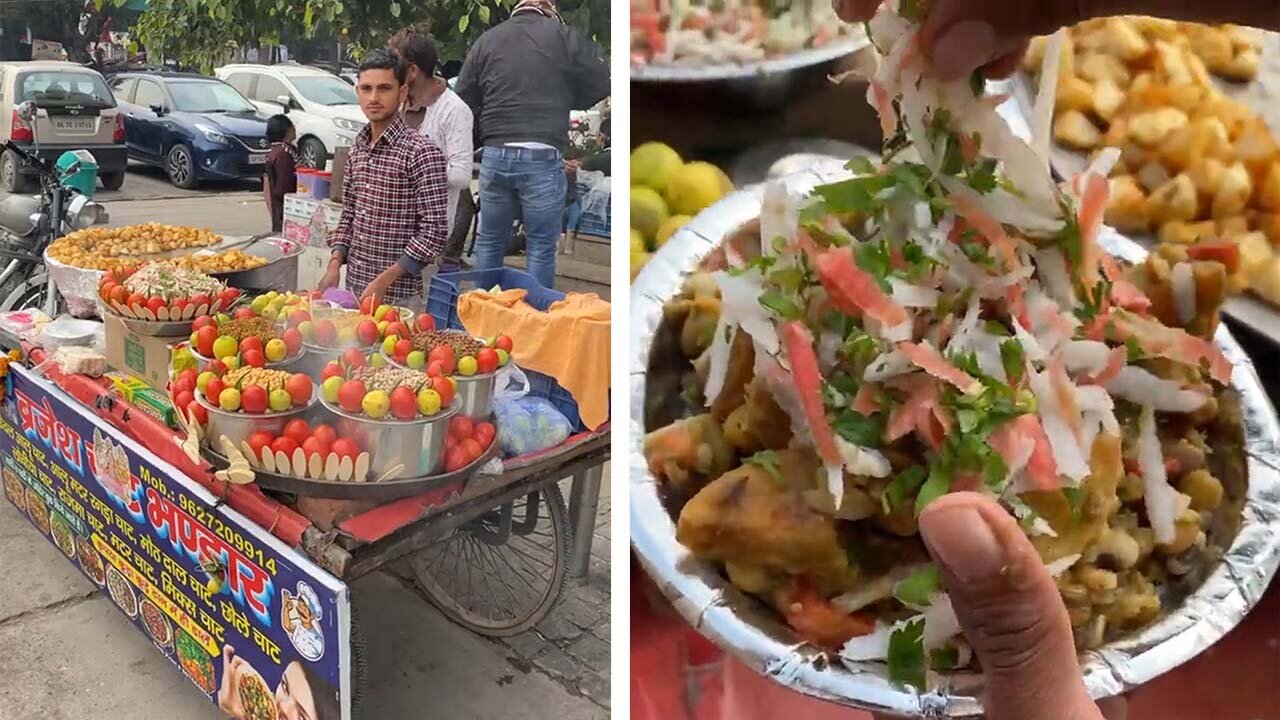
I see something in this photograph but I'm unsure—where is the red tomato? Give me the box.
[321,362,346,382]
[460,438,483,463]
[219,288,240,306]
[444,433,458,450]
[282,328,303,354]
[430,375,454,407]
[204,377,226,405]
[239,336,263,355]
[186,401,208,427]
[286,374,313,406]
[473,421,496,449]
[270,436,299,456]
[495,335,514,353]
[126,292,146,310]
[172,375,196,398]
[195,326,218,357]
[444,447,468,473]
[241,385,268,414]
[449,416,474,441]
[416,314,436,332]
[302,436,330,459]
[109,285,129,306]
[283,419,311,445]
[242,349,266,368]
[189,294,211,309]
[247,431,274,456]
[426,360,445,378]
[331,438,360,460]
[234,307,256,320]
[145,296,166,315]
[311,424,338,447]
[99,280,117,301]
[475,348,500,374]
[359,296,375,315]
[173,390,194,411]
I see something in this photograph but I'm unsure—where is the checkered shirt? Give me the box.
[329,115,448,303]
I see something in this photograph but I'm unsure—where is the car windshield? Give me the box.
[168,81,257,113]
[288,75,357,106]
[19,71,114,109]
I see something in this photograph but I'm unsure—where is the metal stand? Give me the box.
[567,463,603,581]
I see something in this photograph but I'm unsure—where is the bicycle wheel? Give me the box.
[409,485,571,637]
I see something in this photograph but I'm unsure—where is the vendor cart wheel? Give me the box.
[409,485,571,637]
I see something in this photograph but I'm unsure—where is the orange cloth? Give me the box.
[456,289,610,429]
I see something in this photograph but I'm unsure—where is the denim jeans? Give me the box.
[474,146,566,289]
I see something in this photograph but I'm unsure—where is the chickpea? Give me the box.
[1117,472,1145,503]
[1178,469,1223,511]
[1078,566,1119,592]
[1068,604,1093,628]
[1095,527,1142,570]
[1131,526,1157,561]
[1157,507,1203,556]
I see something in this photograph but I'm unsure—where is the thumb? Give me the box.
[918,492,1104,720]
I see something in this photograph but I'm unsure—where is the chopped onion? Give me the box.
[715,270,780,356]
[840,622,895,662]
[1059,340,1112,375]
[1034,247,1078,308]
[760,182,799,256]
[890,278,941,308]
[832,575,897,613]
[1171,261,1197,326]
[1105,366,1209,413]
[1138,404,1182,545]
[864,348,913,382]
[835,436,892,478]
[704,319,734,408]
[1044,553,1081,577]
[921,594,961,650]
[1031,30,1066,169]
[1030,366,1091,481]
[826,462,845,509]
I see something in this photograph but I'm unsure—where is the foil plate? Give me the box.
[629,158,1280,716]
[631,32,870,83]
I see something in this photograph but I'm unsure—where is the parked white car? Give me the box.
[214,64,366,169]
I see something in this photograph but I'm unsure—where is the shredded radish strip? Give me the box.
[1139,405,1183,544]
[1171,262,1197,326]
[1031,30,1066,168]
[1105,366,1209,413]
[897,341,980,394]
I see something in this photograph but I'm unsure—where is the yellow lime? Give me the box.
[631,142,683,192]
[212,335,238,359]
[416,388,442,415]
[458,356,478,376]
[655,214,692,248]
[264,338,287,362]
[665,162,733,216]
[631,186,669,241]
[362,390,390,419]
[322,376,344,403]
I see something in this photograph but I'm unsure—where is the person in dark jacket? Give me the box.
[263,114,298,233]
[456,0,609,288]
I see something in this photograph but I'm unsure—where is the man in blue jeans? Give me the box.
[456,0,609,288]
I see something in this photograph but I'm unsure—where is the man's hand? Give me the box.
[360,265,406,308]
[319,255,342,292]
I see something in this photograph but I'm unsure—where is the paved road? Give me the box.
[0,469,611,719]
[98,161,261,202]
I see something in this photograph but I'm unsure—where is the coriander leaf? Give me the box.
[1125,336,1143,362]
[1000,339,1025,381]
[847,155,877,175]
[829,373,860,396]
[814,174,895,215]
[960,238,995,268]
[891,163,930,199]
[759,289,804,320]
[968,158,999,194]
[930,644,961,670]
[915,466,953,515]
[899,0,921,21]
[888,619,927,690]
[949,350,982,377]
[855,238,894,290]
[833,410,885,447]
[1057,214,1083,267]
[982,451,1008,490]
[1063,486,1088,525]
[745,450,785,485]
[893,565,941,607]
[882,465,927,514]
[769,266,807,295]
[983,320,1011,337]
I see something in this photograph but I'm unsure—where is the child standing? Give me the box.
[263,114,298,233]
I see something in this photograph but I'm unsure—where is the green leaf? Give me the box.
[914,466,952,515]
[888,619,927,689]
[303,2,314,28]
[746,450,785,485]
[479,4,491,23]
[930,644,961,670]
[769,266,807,295]
[1063,487,1088,525]
[1000,339,1025,381]
[882,466,927,514]
[893,565,941,607]
[459,13,470,32]
[846,156,877,175]
[982,451,1008,490]
[813,174,895,215]
[389,0,400,17]
[968,158,999,194]
[855,238,894,290]
[1125,336,1143,362]
[833,410,885,448]
[899,0,921,21]
[758,289,804,320]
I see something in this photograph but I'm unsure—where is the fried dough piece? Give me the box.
[710,329,756,421]
[723,378,793,454]
[644,414,734,495]
[677,449,850,584]
[1022,434,1123,564]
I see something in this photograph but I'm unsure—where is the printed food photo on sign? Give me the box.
[50,512,76,559]
[3,468,25,511]
[141,598,175,652]
[106,566,139,619]
[76,536,107,587]
[218,645,341,720]
[177,630,217,695]
[24,489,50,536]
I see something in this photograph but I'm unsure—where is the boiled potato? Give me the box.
[1237,231,1272,279]
[1186,157,1226,199]
[1211,162,1252,218]
[1250,257,1280,305]
[1255,163,1280,212]
[1057,76,1096,113]
[1105,175,1150,232]
[1184,25,1234,75]
[1055,110,1103,150]
[1216,215,1250,238]
[1129,107,1189,147]
[1079,52,1132,87]
[1147,173,1198,223]
[1136,161,1171,193]
[1219,47,1260,81]
[1159,221,1205,245]
[1093,79,1126,121]
[1255,213,1280,247]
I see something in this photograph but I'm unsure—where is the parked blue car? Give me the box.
[108,72,270,189]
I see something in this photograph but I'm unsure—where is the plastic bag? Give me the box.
[578,170,611,219]
[493,396,572,456]
[494,362,530,402]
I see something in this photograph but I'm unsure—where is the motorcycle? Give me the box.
[0,101,110,314]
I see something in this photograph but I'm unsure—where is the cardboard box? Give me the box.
[106,372,178,427]
[103,314,179,391]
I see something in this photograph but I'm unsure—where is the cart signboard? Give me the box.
[0,366,353,720]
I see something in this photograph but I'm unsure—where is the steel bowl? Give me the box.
[630,159,1280,716]
[196,386,319,449]
[318,396,460,479]
[189,344,307,372]
[453,371,497,420]
[294,342,349,379]
[632,33,869,84]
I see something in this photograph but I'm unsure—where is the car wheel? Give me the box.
[166,145,198,189]
[299,138,327,170]
[1,151,34,194]
[100,171,126,191]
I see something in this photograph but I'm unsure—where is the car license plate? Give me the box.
[249,152,268,164]
[53,117,94,131]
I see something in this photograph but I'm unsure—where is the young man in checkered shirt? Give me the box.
[321,49,449,307]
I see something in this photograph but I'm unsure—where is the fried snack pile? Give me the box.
[1024,19,1280,305]
[47,223,266,274]
[643,1,1244,688]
